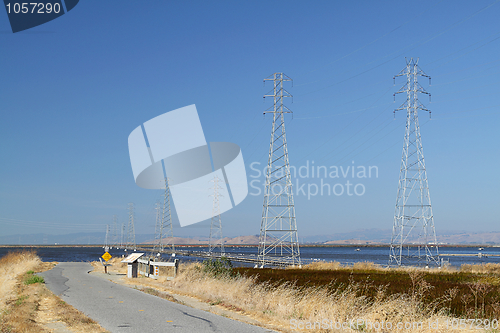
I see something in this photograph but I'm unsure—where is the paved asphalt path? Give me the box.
[41,262,275,333]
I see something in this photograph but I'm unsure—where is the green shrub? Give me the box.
[24,275,44,285]
[201,257,236,278]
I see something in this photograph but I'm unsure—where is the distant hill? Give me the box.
[1,229,500,246]
[437,232,500,245]
[141,235,260,245]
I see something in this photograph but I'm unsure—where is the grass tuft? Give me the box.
[24,275,45,285]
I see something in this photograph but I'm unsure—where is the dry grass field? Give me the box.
[112,258,500,332]
[0,251,108,333]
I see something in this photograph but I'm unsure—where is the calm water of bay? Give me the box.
[1,245,500,267]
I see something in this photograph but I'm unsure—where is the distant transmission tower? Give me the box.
[152,202,161,255]
[104,224,110,251]
[120,223,125,248]
[126,203,136,251]
[153,178,175,256]
[209,175,224,257]
[111,215,118,248]
[258,73,300,267]
[389,58,439,267]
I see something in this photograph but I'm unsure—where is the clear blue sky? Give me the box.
[1,1,499,240]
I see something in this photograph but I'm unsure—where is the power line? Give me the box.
[298,0,446,80]
[298,0,500,97]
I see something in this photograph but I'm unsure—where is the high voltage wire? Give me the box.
[241,3,500,166]
[431,92,500,104]
[327,121,399,165]
[331,119,406,167]
[363,119,432,165]
[297,0,500,97]
[241,3,500,178]
[295,63,498,165]
[439,81,500,97]
[434,104,500,117]
[433,69,500,87]
[298,0,446,80]
[432,58,500,81]
[0,218,106,231]
[309,91,395,162]
[431,110,499,120]
[0,217,105,227]
[424,31,500,69]
[293,103,392,120]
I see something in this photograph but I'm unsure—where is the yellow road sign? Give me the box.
[102,252,112,262]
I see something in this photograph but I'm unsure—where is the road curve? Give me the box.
[41,262,275,333]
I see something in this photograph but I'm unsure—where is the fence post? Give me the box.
[174,259,179,278]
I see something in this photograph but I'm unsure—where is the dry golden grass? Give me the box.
[0,251,108,333]
[461,263,500,274]
[115,261,486,332]
[299,261,343,271]
[301,260,457,274]
[90,257,500,332]
[0,251,41,310]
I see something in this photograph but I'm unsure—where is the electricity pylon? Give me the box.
[258,73,300,267]
[153,178,175,256]
[126,202,136,251]
[111,215,118,248]
[209,175,224,257]
[152,202,161,255]
[120,223,125,248]
[389,58,439,267]
[104,224,110,251]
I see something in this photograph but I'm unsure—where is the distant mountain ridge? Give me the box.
[141,235,260,245]
[1,229,500,245]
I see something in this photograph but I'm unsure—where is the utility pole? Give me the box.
[389,58,439,267]
[258,73,301,267]
[209,175,224,257]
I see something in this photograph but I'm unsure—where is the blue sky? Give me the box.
[1,1,499,241]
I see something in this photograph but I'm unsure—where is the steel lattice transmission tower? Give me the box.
[120,223,125,248]
[389,58,439,267]
[258,73,300,267]
[126,202,137,251]
[152,202,162,255]
[153,178,175,256]
[104,224,110,252]
[111,215,118,248]
[209,175,224,257]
